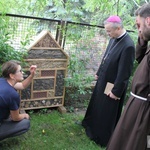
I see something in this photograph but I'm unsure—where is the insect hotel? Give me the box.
[20,30,68,113]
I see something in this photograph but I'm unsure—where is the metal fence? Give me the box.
[1,14,109,76]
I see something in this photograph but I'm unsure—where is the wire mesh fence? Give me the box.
[1,14,108,76]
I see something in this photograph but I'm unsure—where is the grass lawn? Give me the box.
[0,109,105,150]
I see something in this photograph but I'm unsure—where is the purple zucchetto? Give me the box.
[106,15,122,23]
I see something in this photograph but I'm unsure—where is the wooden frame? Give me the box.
[20,30,68,110]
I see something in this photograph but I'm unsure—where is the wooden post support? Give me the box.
[58,106,67,114]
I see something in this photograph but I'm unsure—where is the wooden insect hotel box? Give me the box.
[20,30,68,111]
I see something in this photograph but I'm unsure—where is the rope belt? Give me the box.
[130,92,147,101]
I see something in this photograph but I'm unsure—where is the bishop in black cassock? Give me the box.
[82,15,135,147]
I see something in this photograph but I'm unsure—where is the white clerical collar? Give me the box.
[117,31,126,39]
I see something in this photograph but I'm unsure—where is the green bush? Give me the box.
[64,52,94,111]
[0,15,27,76]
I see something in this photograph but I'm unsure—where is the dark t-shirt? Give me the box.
[0,78,20,122]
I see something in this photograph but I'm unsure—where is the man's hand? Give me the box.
[29,65,37,77]
[10,110,30,121]
[107,91,120,100]
[95,75,98,80]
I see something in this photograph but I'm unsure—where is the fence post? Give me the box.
[56,20,66,48]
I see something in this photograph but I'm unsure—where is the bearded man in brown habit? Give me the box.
[107,3,150,150]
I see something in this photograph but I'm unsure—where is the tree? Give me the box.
[0,0,146,27]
